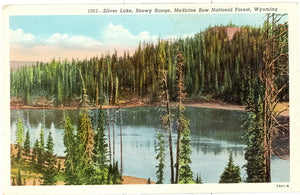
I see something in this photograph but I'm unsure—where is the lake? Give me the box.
[10,106,289,183]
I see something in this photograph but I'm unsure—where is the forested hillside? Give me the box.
[10,25,288,107]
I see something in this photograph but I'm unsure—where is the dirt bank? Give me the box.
[10,97,246,112]
[185,101,246,111]
[10,96,289,117]
[122,175,155,184]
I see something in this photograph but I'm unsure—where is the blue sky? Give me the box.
[10,14,267,61]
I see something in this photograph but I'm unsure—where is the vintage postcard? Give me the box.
[1,2,299,195]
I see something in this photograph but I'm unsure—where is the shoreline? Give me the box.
[10,99,246,111]
[10,101,289,117]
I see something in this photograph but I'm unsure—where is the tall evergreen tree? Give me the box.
[37,126,45,167]
[16,170,22,186]
[23,130,31,158]
[119,107,123,173]
[195,174,202,184]
[63,112,78,185]
[260,13,289,182]
[175,51,185,183]
[160,70,174,183]
[91,108,109,184]
[107,161,122,184]
[178,108,194,184]
[244,96,266,182]
[15,115,24,160]
[175,51,194,184]
[107,109,112,163]
[93,108,108,167]
[42,132,57,185]
[219,152,241,183]
[155,132,166,184]
[16,115,24,147]
[32,139,39,164]
[76,111,96,184]
[12,177,16,186]
[112,109,116,164]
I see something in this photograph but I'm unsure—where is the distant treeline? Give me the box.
[10,25,289,106]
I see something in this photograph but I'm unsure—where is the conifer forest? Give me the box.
[10,13,289,185]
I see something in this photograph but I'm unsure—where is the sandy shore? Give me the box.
[11,101,289,117]
[184,101,246,111]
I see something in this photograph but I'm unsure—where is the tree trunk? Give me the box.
[261,13,288,182]
[112,108,116,164]
[175,51,185,183]
[175,116,180,183]
[162,71,174,184]
[95,82,99,107]
[119,107,123,173]
[106,109,112,163]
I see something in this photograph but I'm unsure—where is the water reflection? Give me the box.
[10,107,289,183]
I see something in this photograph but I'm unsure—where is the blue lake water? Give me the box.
[10,107,289,183]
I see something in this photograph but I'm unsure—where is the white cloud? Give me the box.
[10,29,36,46]
[103,23,157,46]
[10,28,102,49]
[9,25,161,61]
[46,33,102,49]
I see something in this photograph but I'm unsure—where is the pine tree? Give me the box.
[106,163,113,184]
[12,177,16,186]
[32,139,39,164]
[79,112,95,163]
[16,115,24,160]
[16,115,24,146]
[195,174,202,184]
[37,127,45,167]
[23,130,31,158]
[108,162,122,184]
[260,13,289,182]
[63,113,78,185]
[160,70,174,183]
[219,152,241,183]
[119,107,123,173]
[175,51,185,183]
[93,108,108,166]
[107,109,112,163]
[76,111,96,184]
[175,52,194,184]
[178,109,194,184]
[17,170,22,186]
[92,108,109,184]
[42,132,57,185]
[244,96,266,182]
[40,113,45,149]
[155,132,166,184]
[112,109,116,164]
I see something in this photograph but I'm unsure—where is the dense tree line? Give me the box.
[10,25,288,107]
